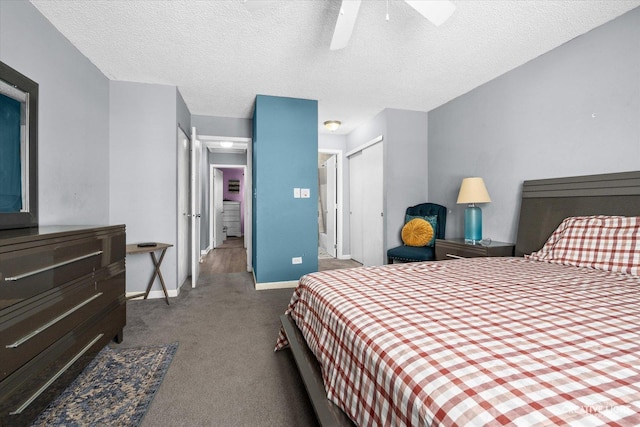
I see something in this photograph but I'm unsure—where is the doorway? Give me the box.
[199,135,252,273]
[211,167,224,249]
[210,165,246,249]
[318,149,344,260]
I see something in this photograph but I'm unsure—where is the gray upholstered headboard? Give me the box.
[514,171,640,257]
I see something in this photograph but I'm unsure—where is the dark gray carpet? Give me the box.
[118,271,318,427]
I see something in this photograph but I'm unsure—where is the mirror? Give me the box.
[0,61,38,229]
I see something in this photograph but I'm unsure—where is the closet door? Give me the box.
[349,140,383,266]
[362,142,383,266]
[349,151,364,264]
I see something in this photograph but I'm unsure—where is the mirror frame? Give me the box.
[0,61,38,229]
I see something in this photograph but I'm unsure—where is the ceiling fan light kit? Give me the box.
[331,0,456,50]
[330,0,362,50]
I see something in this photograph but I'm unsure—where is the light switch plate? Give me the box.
[293,188,301,198]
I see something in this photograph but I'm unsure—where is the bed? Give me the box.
[275,171,640,426]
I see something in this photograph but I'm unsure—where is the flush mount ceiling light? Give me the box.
[219,141,234,148]
[324,120,341,131]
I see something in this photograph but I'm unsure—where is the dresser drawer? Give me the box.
[436,242,487,259]
[0,302,125,426]
[0,237,103,305]
[435,239,515,260]
[0,262,125,382]
[0,230,124,310]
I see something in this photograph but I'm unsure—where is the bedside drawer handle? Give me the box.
[9,333,104,415]
[445,253,465,259]
[6,292,103,349]
[3,251,103,281]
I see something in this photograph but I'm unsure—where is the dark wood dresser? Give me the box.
[0,225,126,426]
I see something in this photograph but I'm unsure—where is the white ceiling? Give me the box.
[30,0,640,135]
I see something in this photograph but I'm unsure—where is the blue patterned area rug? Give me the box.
[32,343,178,427]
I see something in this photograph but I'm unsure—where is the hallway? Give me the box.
[200,236,361,275]
[200,237,247,274]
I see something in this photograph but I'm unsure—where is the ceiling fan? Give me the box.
[330,0,456,50]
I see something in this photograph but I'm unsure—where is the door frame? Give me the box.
[210,167,224,250]
[198,134,253,273]
[209,163,248,249]
[210,162,251,272]
[318,148,345,259]
[190,127,202,288]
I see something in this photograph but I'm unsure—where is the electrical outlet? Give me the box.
[300,188,310,198]
[292,256,302,264]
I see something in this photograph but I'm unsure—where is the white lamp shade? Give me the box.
[457,177,491,204]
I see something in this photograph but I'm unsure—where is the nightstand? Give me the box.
[435,238,514,260]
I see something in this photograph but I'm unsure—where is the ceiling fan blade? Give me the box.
[330,0,362,51]
[404,0,455,26]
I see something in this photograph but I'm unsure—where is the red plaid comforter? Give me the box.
[275,257,640,426]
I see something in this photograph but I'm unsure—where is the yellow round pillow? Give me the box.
[401,218,434,247]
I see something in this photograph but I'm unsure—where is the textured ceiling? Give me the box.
[30,0,640,135]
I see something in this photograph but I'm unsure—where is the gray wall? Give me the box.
[345,108,428,257]
[209,151,248,166]
[109,81,179,295]
[384,109,429,249]
[0,1,110,225]
[192,115,252,138]
[428,7,640,245]
[176,89,191,139]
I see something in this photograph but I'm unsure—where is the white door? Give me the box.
[349,141,383,266]
[326,155,337,258]
[213,168,224,248]
[349,151,364,263]
[177,127,190,289]
[190,127,202,288]
[362,142,384,266]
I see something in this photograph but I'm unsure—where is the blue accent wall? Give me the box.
[252,95,318,283]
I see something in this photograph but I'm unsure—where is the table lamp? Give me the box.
[457,177,491,243]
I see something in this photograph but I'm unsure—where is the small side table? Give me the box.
[126,242,173,305]
[435,238,514,261]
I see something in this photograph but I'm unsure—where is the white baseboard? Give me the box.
[252,271,299,290]
[338,254,351,260]
[126,289,178,300]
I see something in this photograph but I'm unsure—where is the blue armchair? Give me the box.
[387,203,447,263]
